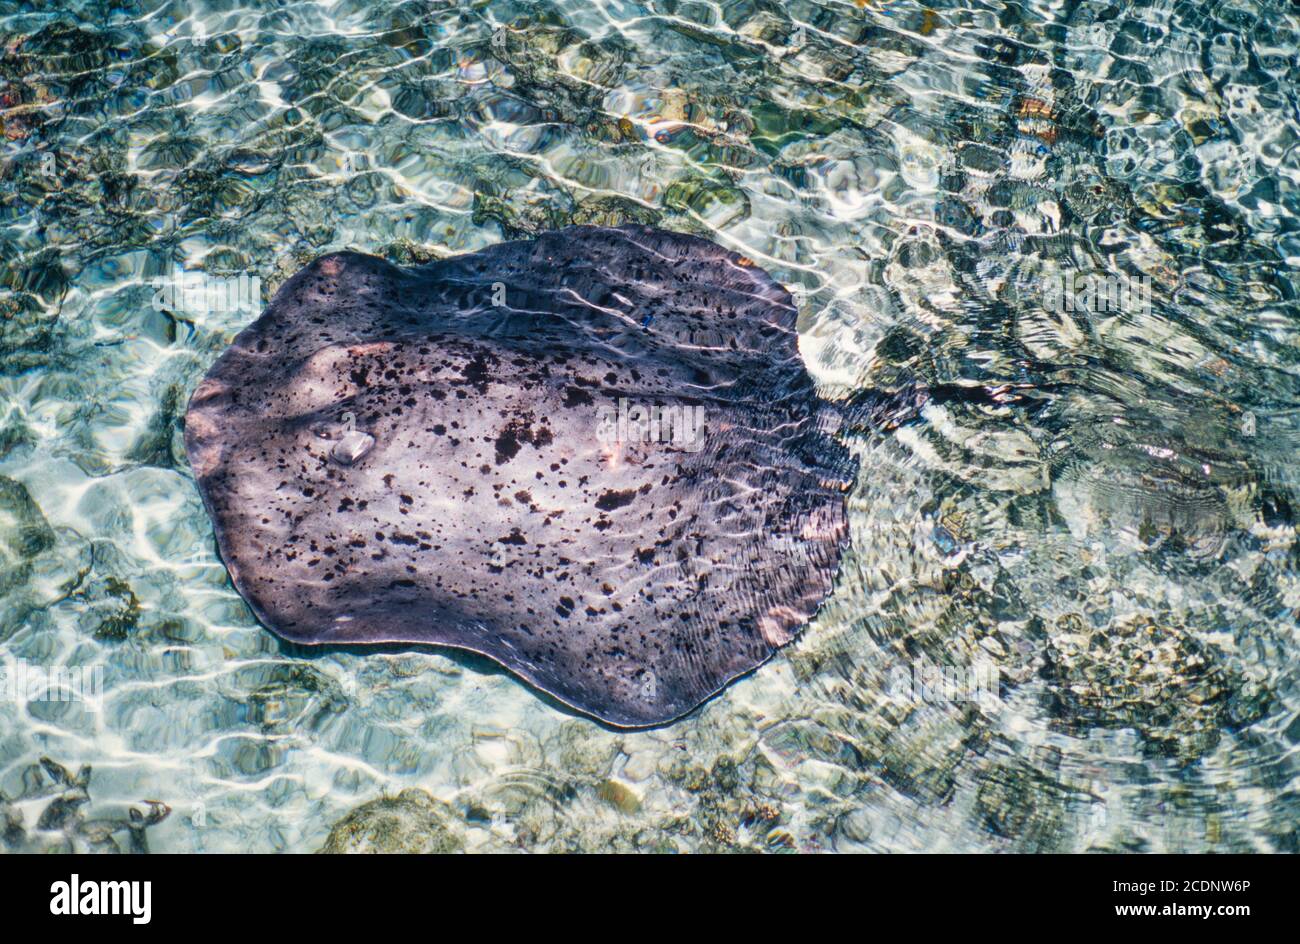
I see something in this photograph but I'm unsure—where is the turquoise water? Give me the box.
[0,0,1297,852]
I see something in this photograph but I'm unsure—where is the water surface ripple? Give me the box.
[0,0,1296,852]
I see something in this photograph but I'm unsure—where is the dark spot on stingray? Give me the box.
[595,488,638,511]
[563,386,594,407]
[494,426,522,465]
[184,225,920,727]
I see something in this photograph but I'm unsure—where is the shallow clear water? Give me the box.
[0,0,1297,852]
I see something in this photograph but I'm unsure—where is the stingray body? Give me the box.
[186,225,903,726]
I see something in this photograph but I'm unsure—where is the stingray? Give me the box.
[185,225,919,726]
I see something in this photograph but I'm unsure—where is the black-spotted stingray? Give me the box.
[185,225,917,726]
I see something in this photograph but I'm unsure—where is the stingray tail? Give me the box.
[840,380,929,434]
[841,380,1008,435]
